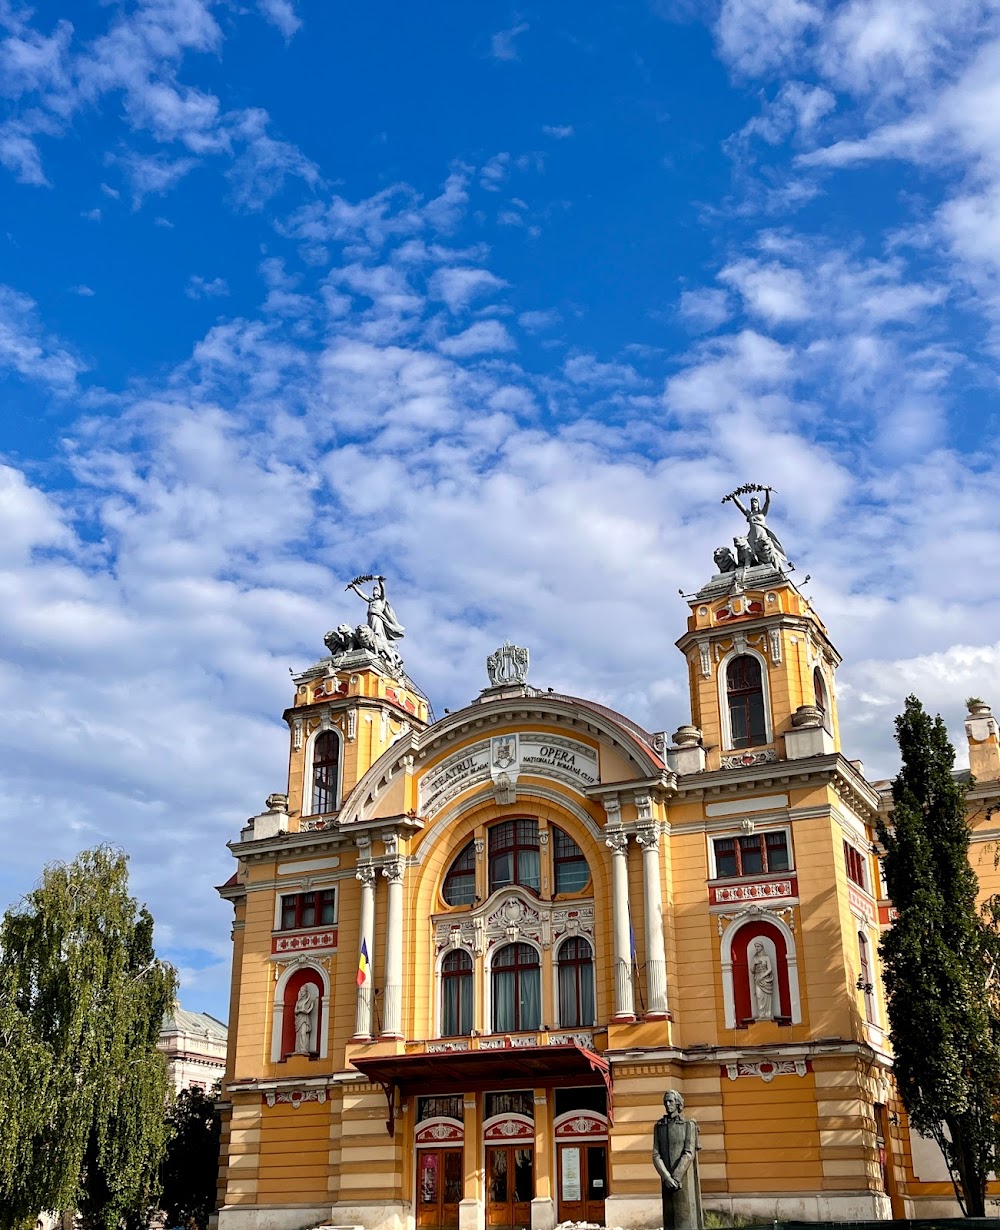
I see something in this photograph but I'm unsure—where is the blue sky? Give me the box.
[2,0,999,1021]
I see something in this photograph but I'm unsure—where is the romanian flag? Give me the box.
[356,939,370,987]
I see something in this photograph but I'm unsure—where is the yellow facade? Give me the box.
[216,562,1000,1230]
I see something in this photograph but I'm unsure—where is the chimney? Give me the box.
[965,698,1000,782]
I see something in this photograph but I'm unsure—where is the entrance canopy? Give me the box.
[352,1042,611,1136]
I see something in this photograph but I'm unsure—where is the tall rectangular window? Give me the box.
[844,841,867,890]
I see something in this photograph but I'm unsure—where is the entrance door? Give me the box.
[486,1145,533,1229]
[557,1142,607,1225]
[417,1148,463,1230]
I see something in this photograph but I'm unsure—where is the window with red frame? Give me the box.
[279,889,336,931]
[310,730,340,814]
[488,819,541,895]
[726,655,767,748]
[442,840,477,906]
[844,841,867,890]
[713,830,790,878]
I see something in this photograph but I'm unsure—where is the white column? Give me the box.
[636,818,668,1019]
[381,856,405,1038]
[604,803,635,1022]
[354,859,376,1039]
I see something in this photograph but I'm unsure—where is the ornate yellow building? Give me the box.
[215,505,1000,1230]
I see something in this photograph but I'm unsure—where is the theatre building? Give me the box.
[215,501,1000,1230]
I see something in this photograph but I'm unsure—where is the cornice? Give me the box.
[676,611,842,667]
[673,753,880,820]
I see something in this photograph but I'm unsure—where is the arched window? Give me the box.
[814,667,829,730]
[726,655,767,748]
[491,942,541,1033]
[858,931,875,1024]
[552,826,590,894]
[443,841,477,906]
[441,949,474,1036]
[488,820,541,895]
[557,936,595,1027]
[311,730,340,814]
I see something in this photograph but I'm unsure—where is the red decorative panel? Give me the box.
[731,919,791,1026]
[554,1111,608,1138]
[272,929,338,954]
[878,904,898,926]
[710,878,796,905]
[483,1113,534,1141]
[311,678,344,702]
[848,886,876,925]
[415,1116,465,1145]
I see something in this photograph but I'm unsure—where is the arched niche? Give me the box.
[721,914,801,1029]
[271,960,330,1062]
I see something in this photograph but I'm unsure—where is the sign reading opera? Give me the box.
[215,503,1000,1230]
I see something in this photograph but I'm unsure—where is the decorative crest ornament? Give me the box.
[486,642,530,687]
[713,483,791,574]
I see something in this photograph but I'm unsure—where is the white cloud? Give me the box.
[71,284,95,297]
[257,0,301,38]
[0,284,83,386]
[678,287,731,330]
[542,124,574,139]
[490,21,529,61]
[186,275,230,299]
[429,266,508,312]
[438,319,516,356]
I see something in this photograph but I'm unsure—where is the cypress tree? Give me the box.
[0,847,177,1230]
[877,695,1000,1217]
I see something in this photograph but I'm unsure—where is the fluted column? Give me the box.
[636,818,669,1019]
[381,856,405,1038]
[604,807,635,1022]
[354,859,376,1039]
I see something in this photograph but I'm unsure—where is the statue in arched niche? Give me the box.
[749,940,775,1020]
[293,981,320,1054]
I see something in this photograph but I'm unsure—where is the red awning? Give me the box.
[351,1042,611,1136]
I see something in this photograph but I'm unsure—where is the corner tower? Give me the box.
[674,486,841,773]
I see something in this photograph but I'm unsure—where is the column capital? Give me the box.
[356,863,377,888]
[605,827,628,855]
[382,858,405,885]
[635,823,659,851]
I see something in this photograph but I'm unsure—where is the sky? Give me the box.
[2,0,1000,1023]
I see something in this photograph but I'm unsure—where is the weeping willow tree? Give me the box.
[0,847,177,1230]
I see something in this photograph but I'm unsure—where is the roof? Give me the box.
[161,1005,229,1040]
[351,1042,611,1135]
[544,693,664,765]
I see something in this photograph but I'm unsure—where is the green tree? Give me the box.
[0,847,177,1230]
[159,1083,222,1230]
[876,695,1000,1217]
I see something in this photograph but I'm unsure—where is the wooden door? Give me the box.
[557,1142,607,1225]
[486,1145,533,1229]
[417,1148,463,1230]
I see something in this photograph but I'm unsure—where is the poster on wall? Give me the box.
[561,1147,581,1202]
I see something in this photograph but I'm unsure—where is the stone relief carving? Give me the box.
[724,1058,807,1082]
[720,748,777,770]
[432,892,594,957]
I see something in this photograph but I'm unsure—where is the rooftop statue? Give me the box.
[323,573,406,675]
[714,483,791,574]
